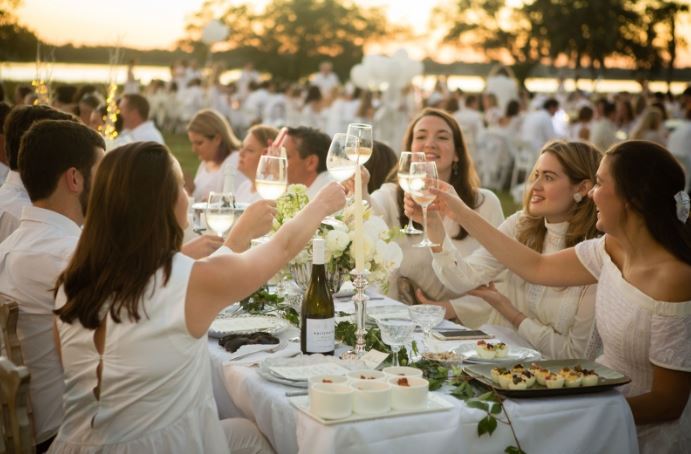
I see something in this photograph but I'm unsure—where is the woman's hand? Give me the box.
[310,181,347,218]
[432,180,471,223]
[181,235,224,259]
[469,282,526,327]
[415,289,455,320]
[225,200,277,252]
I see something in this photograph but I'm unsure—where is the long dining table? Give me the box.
[207,295,639,454]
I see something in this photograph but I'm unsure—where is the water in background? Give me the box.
[1,61,687,94]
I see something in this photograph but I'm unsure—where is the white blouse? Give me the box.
[192,152,248,203]
[576,237,691,454]
[432,212,599,360]
[370,183,505,304]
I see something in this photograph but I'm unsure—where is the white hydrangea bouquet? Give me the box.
[274,184,403,290]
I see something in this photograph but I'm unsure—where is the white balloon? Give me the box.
[392,48,409,61]
[201,19,229,45]
[350,64,368,89]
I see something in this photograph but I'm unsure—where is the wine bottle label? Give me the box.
[305,318,334,353]
[312,238,325,265]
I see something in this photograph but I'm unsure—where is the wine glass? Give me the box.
[408,305,446,351]
[409,161,439,248]
[397,151,426,235]
[255,155,288,200]
[326,133,358,182]
[376,317,416,367]
[205,192,235,237]
[345,123,373,165]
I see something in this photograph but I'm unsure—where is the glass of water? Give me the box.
[376,317,416,367]
[408,305,445,350]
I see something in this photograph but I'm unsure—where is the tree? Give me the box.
[183,0,398,82]
[0,0,40,62]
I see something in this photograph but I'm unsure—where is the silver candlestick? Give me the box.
[340,269,370,360]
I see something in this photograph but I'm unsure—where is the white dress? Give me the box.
[432,212,599,359]
[370,183,505,304]
[575,237,691,454]
[50,253,230,454]
[192,152,248,202]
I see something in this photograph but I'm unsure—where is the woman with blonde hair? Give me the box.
[422,140,690,452]
[235,125,278,204]
[187,109,246,201]
[407,140,603,359]
[630,106,667,146]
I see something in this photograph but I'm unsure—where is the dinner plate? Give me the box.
[455,343,541,364]
[258,354,365,388]
[366,305,412,323]
[464,359,631,398]
[208,315,290,338]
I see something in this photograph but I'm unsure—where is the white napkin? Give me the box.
[227,343,280,361]
[225,342,300,366]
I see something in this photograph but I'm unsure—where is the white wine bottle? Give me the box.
[300,238,335,355]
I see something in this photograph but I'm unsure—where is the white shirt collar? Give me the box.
[19,205,81,237]
[3,170,25,189]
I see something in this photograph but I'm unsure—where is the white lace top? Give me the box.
[432,212,599,360]
[575,237,691,454]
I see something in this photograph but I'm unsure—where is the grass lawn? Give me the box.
[162,131,521,216]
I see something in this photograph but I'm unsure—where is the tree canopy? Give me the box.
[183,0,400,81]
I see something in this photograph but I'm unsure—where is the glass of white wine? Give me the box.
[397,151,426,235]
[205,192,235,238]
[409,161,439,248]
[255,155,288,200]
[345,123,373,165]
[323,133,358,227]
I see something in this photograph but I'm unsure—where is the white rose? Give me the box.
[374,239,403,270]
[363,216,389,242]
[326,229,350,255]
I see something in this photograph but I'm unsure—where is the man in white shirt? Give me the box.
[454,95,485,157]
[118,94,165,144]
[311,61,340,98]
[284,126,334,199]
[590,101,619,153]
[0,105,74,242]
[520,98,560,156]
[485,66,519,113]
[668,108,691,190]
[0,119,106,452]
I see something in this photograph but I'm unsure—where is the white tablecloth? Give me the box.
[209,297,639,454]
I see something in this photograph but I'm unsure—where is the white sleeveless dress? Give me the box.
[50,253,230,454]
[575,237,691,454]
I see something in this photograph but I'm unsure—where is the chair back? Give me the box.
[0,298,23,367]
[0,357,33,453]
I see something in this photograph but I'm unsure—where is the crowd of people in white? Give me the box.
[0,60,688,454]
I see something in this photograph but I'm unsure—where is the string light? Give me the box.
[102,81,119,140]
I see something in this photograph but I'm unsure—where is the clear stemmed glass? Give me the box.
[205,192,235,237]
[345,123,373,165]
[409,161,439,248]
[376,317,416,367]
[324,133,358,227]
[398,151,426,235]
[408,305,446,351]
[255,155,288,200]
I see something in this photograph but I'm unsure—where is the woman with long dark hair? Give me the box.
[417,140,690,453]
[366,107,504,308]
[50,141,345,453]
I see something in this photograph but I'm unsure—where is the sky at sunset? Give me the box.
[15,0,691,65]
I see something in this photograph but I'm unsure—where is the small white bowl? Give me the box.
[346,369,386,382]
[309,383,353,420]
[389,376,429,411]
[350,380,391,415]
[382,366,424,379]
[308,374,349,388]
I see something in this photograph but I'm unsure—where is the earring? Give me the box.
[573,193,583,203]
[452,161,459,178]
